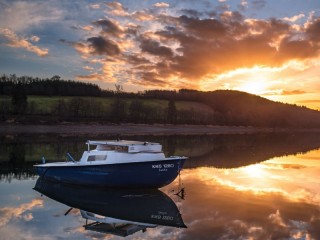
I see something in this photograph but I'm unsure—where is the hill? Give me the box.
[1,74,320,128]
[198,90,320,128]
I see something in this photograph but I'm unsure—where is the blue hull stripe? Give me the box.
[35,159,185,188]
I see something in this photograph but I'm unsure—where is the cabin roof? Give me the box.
[87,140,160,147]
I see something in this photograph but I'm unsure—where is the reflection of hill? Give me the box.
[183,132,320,168]
[1,132,320,179]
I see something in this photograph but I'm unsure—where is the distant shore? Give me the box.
[0,123,318,136]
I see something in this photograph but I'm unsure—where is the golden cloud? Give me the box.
[67,4,320,92]
[0,28,48,57]
[0,198,43,227]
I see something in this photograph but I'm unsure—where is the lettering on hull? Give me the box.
[152,164,175,172]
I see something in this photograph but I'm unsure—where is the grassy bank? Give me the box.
[0,95,214,124]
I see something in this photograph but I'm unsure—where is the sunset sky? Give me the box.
[0,0,319,109]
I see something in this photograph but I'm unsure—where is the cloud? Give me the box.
[139,38,174,58]
[0,28,48,57]
[66,3,320,89]
[153,2,170,8]
[132,11,155,21]
[238,0,248,12]
[105,1,129,17]
[89,3,100,9]
[306,17,320,42]
[29,36,40,42]
[76,73,105,81]
[281,90,306,95]
[298,99,320,103]
[0,1,64,32]
[72,25,94,31]
[86,36,121,56]
[93,19,124,37]
[180,9,203,18]
[0,198,43,227]
[283,14,305,23]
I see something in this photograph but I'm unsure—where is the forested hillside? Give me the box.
[1,74,320,128]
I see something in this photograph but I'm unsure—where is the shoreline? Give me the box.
[0,123,318,136]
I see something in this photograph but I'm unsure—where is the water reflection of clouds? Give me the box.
[0,198,43,227]
[195,149,320,205]
[170,149,320,239]
[0,198,46,240]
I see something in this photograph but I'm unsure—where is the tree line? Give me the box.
[0,74,202,100]
[1,74,320,128]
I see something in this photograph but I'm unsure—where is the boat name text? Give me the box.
[152,164,174,169]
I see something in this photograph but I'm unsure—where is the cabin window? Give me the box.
[87,155,107,161]
[115,146,128,152]
[96,145,115,150]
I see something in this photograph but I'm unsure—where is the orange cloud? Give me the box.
[281,90,306,95]
[0,198,43,227]
[67,4,320,94]
[0,28,48,57]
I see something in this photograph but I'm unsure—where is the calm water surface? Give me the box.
[0,133,320,239]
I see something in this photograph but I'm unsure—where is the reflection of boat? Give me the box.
[34,177,186,237]
[34,140,187,188]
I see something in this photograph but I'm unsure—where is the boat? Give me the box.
[34,140,187,188]
[34,177,187,237]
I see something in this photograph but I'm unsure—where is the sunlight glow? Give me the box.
[184,149,320,205]
[238,80,268,95]
[241,164,266,178]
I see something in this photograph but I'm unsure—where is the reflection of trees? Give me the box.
[1,132,320,181]
[0,142,36,182]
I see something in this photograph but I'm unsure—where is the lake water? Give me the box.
[1,132,320,239]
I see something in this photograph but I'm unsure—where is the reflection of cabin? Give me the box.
[81,211,156,237]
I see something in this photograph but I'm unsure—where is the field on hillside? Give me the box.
[0,95,214,115]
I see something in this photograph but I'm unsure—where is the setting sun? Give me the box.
[238,80,268,95]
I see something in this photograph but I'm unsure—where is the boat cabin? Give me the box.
[79,140,165,164]
[86,140,162,153]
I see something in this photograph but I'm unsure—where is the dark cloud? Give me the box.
[180,9,203,18]
[306,17,320,42]
[126,55,151,65]
[138,71,168,86]
[178,15,228,39]
[87,36,120,56]
[278,38,317,62]
[92,19,123,37]
[139,38,174,58]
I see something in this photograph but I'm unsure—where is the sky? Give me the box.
[0,0,320,109]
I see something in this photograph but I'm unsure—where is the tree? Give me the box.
[129,100,143,123]
[11,84,27,114]
[112,98,126,122]
[167,99,177,124]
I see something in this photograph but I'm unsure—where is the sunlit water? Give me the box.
[0,133,320,239]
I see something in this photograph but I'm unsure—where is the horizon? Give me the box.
[0,0,319,110]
